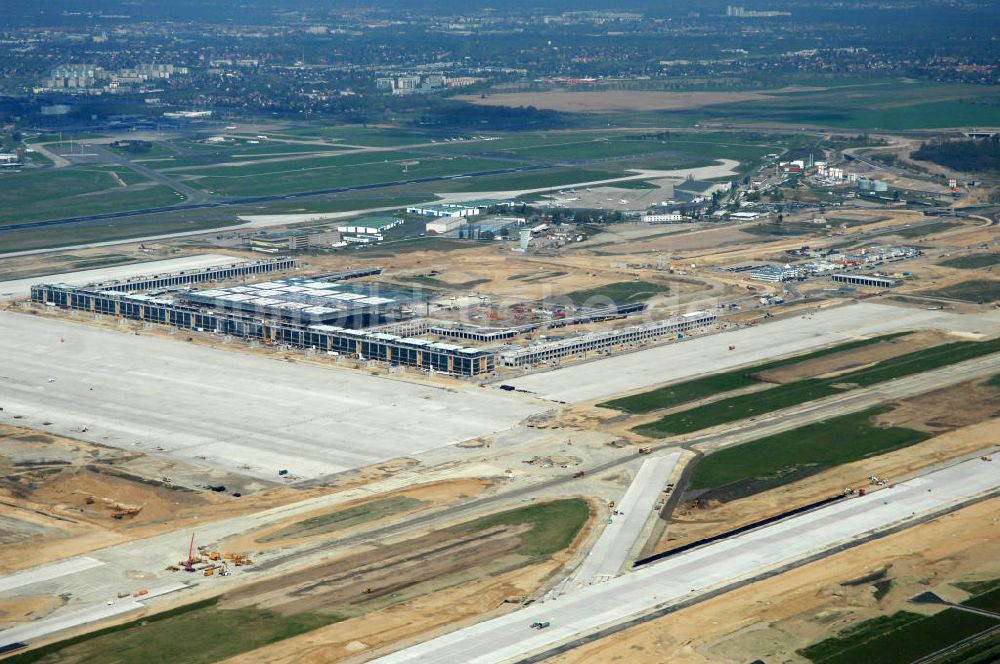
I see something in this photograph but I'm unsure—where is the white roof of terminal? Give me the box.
[184,277,412,320]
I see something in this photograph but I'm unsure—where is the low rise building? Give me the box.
[832,273,901,288]
[407,203,481,218]
[749,264,804,282]
[426,217,468,234]
[250,231,314,253]
[642,213,685,223]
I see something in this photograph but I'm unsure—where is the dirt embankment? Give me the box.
[873,378,1000,434]
[223,523,530,616]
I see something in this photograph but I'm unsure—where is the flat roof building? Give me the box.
[250,231,313,253]
[183,278,412,326]
[426,217,468,234]
[749,264,804,282]
[832,274,902,288]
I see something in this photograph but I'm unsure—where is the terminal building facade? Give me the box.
[832,273,902,288]
[30,283,495,376]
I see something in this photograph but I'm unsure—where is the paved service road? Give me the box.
[568,453,680,588]
[371,454,1000,664]
[506,303,1000,403]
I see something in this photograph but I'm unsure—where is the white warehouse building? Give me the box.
[426,217,468,234]
[406,203,482,218]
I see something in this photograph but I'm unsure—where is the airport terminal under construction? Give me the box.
[3,199,999,663]
[27,257,718,377]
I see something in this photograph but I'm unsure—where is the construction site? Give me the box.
[1,139,999,664]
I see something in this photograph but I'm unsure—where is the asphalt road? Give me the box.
[370,454,1000,664]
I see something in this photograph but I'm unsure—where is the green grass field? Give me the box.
[184,154,521,197]
[0,217,242,254]
[921,280,1000,303]
[417,131,781,176]
[449,498,590,558]
[608,180,658,189]
[558,281,670,306]
[687,408,930,501]
[0,168,184,226]
[893,221,961,238]
[601,334,908,415]
[799,607,998,664]
[231,193,428,217]
[921,632,1000,664]
[634,337,1000,437]
[2,597,345,664]
[678,79,1000,130]
[173,149,424,176]
[435,167,625,193]
[354,236,472,256]
[277,125,438,147]
[502,137,678,161]
[0,185,183,226]
[937,254,1000,270]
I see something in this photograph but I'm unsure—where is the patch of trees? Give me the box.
[409,100,568,131]
[110,139,152,153]
[911,136,1000,172]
